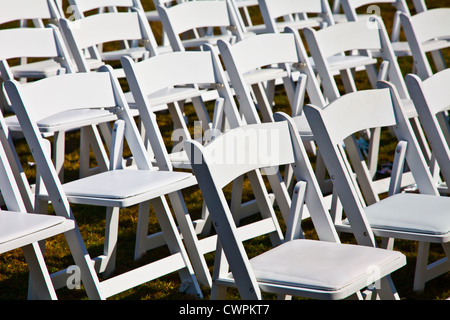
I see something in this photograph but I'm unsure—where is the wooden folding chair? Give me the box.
[406,69,450,194]
[186,116,406,299]
[4,66,202,299]
[217,29,334,219]
[258,0,335,34]
[303,18,432,203]
[0,129,75,299]
[0,24,117,183]
[156,0,249,52]
[400,8,450,79]
[304,84,450,292]
[58,8,164,78]
[122,48,266,288]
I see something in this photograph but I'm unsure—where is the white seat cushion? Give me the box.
[5,109,118,133]
[245,239,405,292]
[361,193,450,235]
[0,211,67,245]
[11,59,66,78]
[62,169,194,200]
[292,114,313,140]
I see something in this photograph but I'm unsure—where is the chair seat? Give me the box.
[292,114,313,140]
[275,19,320,33]
[101,47,149,61]
[342,193,450,238]
[400,98,418,118]
[0,211,74,254]
[10,59,67,78]
[181,34,237,49]
[391,41,412,57]
[125,87,206,112]
[361,193,450,236]
[308,55,377,75]
[243,67,288,85]
[5,109,118,133]
[326,54,378,72]
[229,239,405,295]
[422,38,450,54]
[61,169,197,207]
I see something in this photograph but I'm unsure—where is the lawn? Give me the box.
[0,0,449,300]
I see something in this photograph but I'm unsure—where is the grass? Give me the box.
[0,0,449,301]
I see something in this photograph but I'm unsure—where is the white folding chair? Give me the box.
[156,0,249,52]
[217,29,334,218]
[4,66,202,300]
[406,69,450,194]
[258,0,335,34]
[303,18,432,204]
[58,9,164,78]
[0,0,64,84]
[217,29,325,135]
[185,116,406,300]
[122,49,254,288]
[0,130,76,300]
[0,25,116,184]
[340,0,413,57]
[400,8,450,80]
[64,0,171,58]
[304,84,450,292]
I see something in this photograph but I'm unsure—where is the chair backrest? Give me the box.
[303,84,439,245]
[340,0,410,41]
[334,0,425,14]
[185,117,341,297]
[218,28,326,125]
[258,0,335,33]
[121,49,242,171]
[0,0,61,26]
[59,9,159,72]
[400,8,450,79]
[405,70,450,185]
[303,18,409,101]
[67,0,140,17]
[156,0,245,51]
[0,25,74,80]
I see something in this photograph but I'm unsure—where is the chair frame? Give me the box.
[156,0,246,52]
[303,17,432,204]
[400,8,450,80]
[186,116,405,300]
[304,84,450,292]
[4,66,203,300]
[406,69,450,194]
[0,123,76,300]
[121,48,268,288]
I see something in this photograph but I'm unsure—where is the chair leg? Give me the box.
[211,246,229,300]
[64,228,104,300]
[169,191,212,288]
[135,201,151,260]
[151,195,203,298]
[52,130,65,182]
[23,242,57,300]
[376,276,400,300]
[414,241,430,292]
[103,206,119,277]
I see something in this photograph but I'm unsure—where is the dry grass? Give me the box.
[0,0,449,300]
